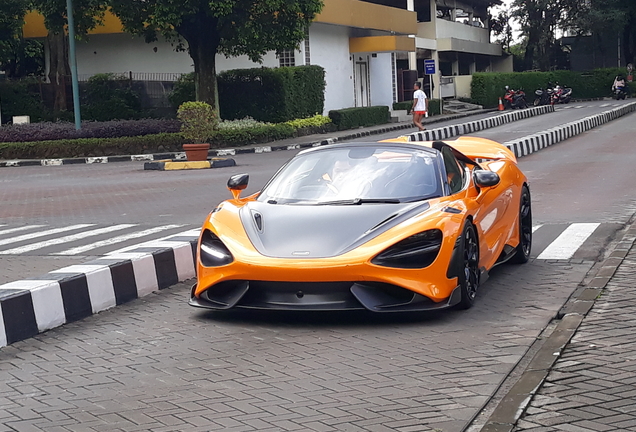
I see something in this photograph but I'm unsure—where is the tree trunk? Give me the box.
[47,31,70,112]
[178,12,221,114]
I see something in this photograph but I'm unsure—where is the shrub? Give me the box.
[471,68,630,108]
[177,101,218,144]
[0,119,181,143]
[285,115,331,129]
[0,80,47,123]
[81,73,142,121]
[328,106,390,131]
[168,73,195,109]
[218,65,326,122]
[0,133,185,159]
[210,123,295,147]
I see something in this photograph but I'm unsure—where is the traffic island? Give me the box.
[144,157,236,171]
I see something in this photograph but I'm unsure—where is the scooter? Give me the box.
[503,86,528,109]
[613,86,628,100]
[551,83,572,104]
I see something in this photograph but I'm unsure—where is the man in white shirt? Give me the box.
[411,82,428,131]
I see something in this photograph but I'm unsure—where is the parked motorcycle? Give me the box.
[533,87,552,106]
[550,83,572,104]
[503,86,528,109]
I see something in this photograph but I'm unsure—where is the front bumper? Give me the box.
[189,280,462,312]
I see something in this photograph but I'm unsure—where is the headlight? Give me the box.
[371,229,442,269]
[199,230,234,267]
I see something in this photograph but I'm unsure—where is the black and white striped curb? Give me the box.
[504,101,636,158]
[0,229,199,347]
[404,105,555,142]
[0,110,500,168]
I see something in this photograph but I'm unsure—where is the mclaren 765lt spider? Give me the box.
[189,137,532,312]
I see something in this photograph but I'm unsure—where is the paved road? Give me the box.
[0,107,635,431]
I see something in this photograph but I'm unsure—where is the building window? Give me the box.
[278,50,296,67]
[304,28,311,65]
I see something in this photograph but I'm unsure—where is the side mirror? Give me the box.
[227,173,249,199]
[473,170,500,188]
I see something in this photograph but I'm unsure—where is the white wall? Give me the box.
[369,52,394,108]
[75,25,356,115]
[75,33,279,78]
[309,23,355,114]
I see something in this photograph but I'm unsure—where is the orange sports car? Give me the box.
[189,137,531,312]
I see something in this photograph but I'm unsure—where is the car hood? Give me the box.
[238,200,430,258]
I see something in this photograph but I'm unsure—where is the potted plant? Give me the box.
[177,101,218,161]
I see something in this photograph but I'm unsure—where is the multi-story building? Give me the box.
[22,0,510,115]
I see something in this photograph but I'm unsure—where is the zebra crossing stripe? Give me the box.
[54,224,185,255]
[532,224,543,233]
[0,225,46,236]
[537,223,600,260]
[0,224,95,247]
[0,224,136,254]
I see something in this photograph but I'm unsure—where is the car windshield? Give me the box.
[258,146,443,205]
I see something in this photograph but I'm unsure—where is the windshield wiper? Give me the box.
[315,198,402,205]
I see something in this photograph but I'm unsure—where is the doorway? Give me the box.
[355,59,370,107]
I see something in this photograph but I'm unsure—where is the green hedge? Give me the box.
[392,99,442,115]
[471,68,634,108]
[0,123,297,159]
[328,106,390,130]
[0,80,48,123]
[218,65,326,123]
[0,133,185,160]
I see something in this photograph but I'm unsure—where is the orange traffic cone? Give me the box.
[498,97,505,111]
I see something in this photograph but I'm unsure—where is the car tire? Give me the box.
[456,221,480,310]
[511,185,532,264]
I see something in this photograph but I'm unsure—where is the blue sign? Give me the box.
[424,59,436,75]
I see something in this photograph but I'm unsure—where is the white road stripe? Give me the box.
[0,224,135,254]
[107,228,201,255]
[54,224,185,255]
[0,225,46,236]
[532,224,543,233]
[0,224,94,248]
[600,103,610,107]
[537,223,600,260]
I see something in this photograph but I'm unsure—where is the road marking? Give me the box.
[54,224,185,255]
[537,223,600,260]
[532,224,543,233]
[600,103,610,107]
[0,224,135,254]
[0,224,95,248]
[0,225,46,236]
[107,228,201,255]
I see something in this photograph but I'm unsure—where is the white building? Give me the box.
[23,0,510,115]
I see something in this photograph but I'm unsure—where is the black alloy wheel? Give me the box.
[511,185,532,264]
[456,222,480,309]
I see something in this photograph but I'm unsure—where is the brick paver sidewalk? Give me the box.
[514,228,636,431]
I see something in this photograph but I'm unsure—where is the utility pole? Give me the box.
[66,0,81,129]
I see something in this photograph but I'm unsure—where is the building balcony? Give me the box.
[416,18,501,56]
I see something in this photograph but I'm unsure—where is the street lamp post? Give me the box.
[66,0,81,130]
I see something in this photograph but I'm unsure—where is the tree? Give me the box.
[109,0,324,113]
[510,0,580,71]
[568,0,636,67]
[31,0,107,111]
[0,0,44,78]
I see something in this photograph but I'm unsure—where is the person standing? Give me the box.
[411,82,428,131]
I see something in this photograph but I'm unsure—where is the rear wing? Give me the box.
[381,135,517,164]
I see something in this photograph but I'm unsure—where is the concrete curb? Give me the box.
[0,109,497,168]
[503,101,636,158]
[403,105,555,142]
[0,229,200,347]
[475,220,636,432]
